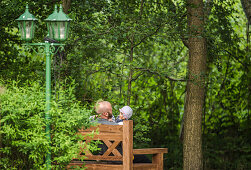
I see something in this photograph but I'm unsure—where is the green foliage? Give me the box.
[202,0,251,169]
[0,80,92,169]
[0,0,251,169]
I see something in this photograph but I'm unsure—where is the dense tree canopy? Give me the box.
[0,0,250,169]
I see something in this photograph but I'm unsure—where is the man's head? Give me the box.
[94,100,113,119]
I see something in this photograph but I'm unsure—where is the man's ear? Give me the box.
[103,112,109,117]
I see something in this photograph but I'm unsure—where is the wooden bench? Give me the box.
[67,120,168,170]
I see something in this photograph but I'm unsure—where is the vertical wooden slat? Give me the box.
[152,153,164,170]
[123,120,133,170]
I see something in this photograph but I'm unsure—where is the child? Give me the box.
[115,106,133,125]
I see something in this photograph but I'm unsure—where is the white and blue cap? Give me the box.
[119,106,133,120]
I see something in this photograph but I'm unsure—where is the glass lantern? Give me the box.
[16,5,37,41]
[45,5,72,42]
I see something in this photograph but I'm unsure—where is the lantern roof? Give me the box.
[45,5,58,21]
[45,4,72,21]
[16,5,38,21]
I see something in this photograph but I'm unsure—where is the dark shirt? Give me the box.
[93,118,120,155]
[115,116,123,124]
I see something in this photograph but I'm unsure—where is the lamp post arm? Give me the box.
[23,43,65,55]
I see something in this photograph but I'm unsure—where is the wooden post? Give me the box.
[152,153,164,170]
[123,120,133,170]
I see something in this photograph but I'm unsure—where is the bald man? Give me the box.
[94,100,118,125]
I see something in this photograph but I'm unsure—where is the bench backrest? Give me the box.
[77,120,133,169]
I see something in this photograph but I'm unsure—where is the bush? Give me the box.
[0,80,92,169]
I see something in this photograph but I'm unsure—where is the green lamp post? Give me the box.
[16,4,72,170]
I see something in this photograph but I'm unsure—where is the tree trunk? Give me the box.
[183,0,207,169]
[127,1,145,105]
[241,0,251,116]
[62,0,71,14]
[0,86,6,158]
[127,41,134,105]
[241,0,251,22]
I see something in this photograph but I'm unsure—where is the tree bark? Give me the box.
[241,0,251,22]
[127,1,144,105]
[62,0,71,14]
[127,39,134,105]
[183,0,207,169]
[0,86,6,158]
[241,0,251,116]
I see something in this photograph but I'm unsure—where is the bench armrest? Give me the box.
[133,148,168,155]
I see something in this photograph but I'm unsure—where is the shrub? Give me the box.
[0,80,92,169]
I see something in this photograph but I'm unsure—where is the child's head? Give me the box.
[119,106,133,120]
